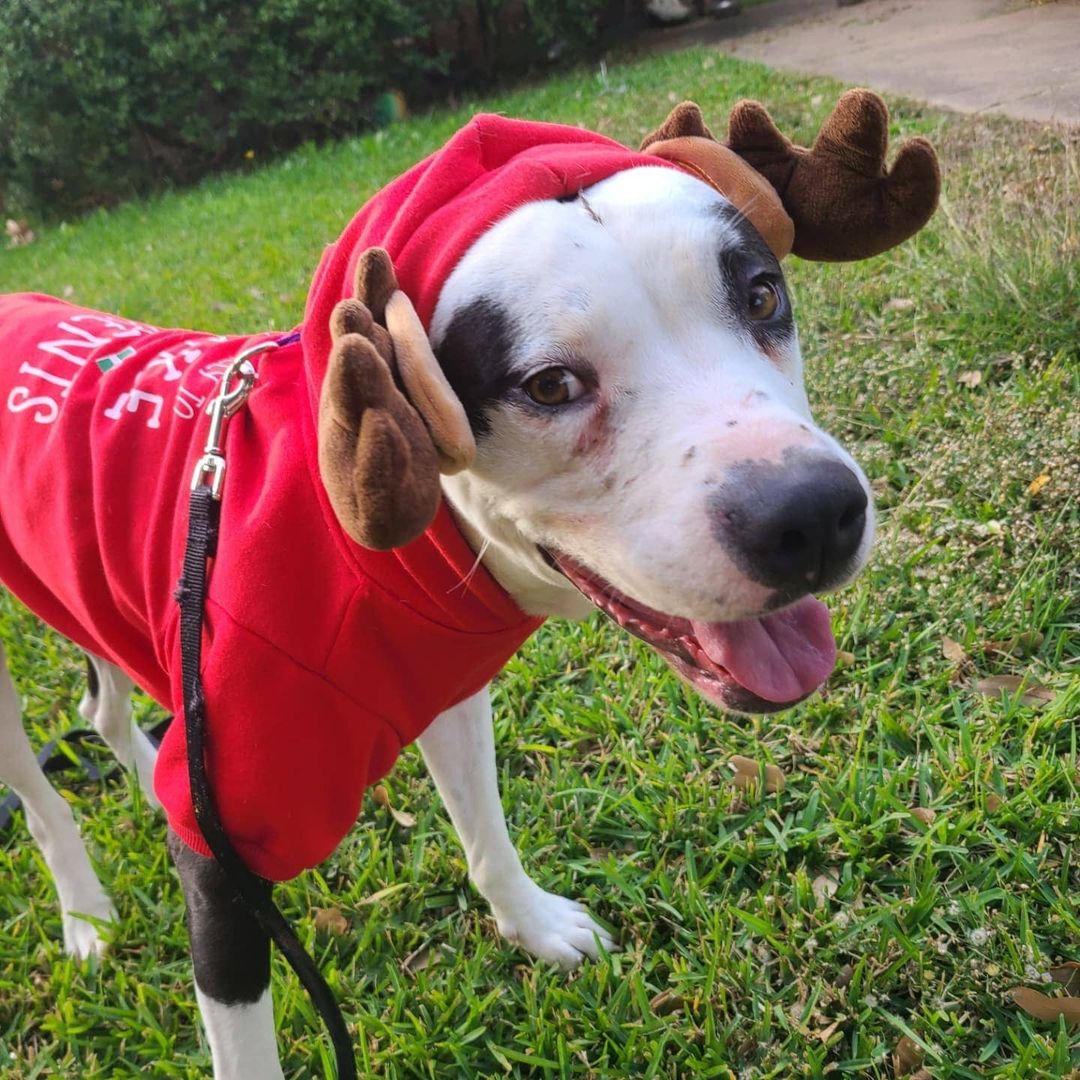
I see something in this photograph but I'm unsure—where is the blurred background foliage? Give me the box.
[0,0,637,218]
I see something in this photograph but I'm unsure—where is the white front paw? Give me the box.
[491,884,616,971]
[62,898,116,960]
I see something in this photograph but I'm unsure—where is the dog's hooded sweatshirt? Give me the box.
[0,116,672,880]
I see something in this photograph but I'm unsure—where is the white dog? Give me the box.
[1,100,939,1076]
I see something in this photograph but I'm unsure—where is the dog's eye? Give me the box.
[747,279,780,321]
[523,367,585,407]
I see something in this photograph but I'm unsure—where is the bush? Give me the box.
[0,0,624,217]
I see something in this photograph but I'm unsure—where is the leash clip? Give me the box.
[190,340,274,499]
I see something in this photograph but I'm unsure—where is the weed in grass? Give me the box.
[1,45,1078,1080]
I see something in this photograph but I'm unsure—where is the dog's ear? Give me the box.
[317,248,475,550]
[726,89,941,261]
[641,102,794,259]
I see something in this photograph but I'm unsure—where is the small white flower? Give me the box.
[834,911,851,929]
[968,927,992,947]
[947,900,961,917]
[865,993,879,1008]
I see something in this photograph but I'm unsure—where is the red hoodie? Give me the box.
[0,116,672,880]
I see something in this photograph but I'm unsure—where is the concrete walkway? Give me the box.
[637,0,1080,127]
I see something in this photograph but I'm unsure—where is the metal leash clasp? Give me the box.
[190,340,275,499]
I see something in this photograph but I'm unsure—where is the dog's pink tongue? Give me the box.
[690,597,837,703]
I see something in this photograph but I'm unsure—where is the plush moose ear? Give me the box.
[316,248,475,550]
[641,101,795,259]
[726,89,941,261]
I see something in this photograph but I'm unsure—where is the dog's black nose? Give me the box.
[711,452,868,592]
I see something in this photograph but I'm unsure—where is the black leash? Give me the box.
[178,342,357,1080]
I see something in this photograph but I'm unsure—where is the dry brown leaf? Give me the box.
[985,631,1044,657]
[910,1071,933,1080]
[1025,473,1052,498]
[910,807,937,826]
[884,297,916,312]
[371,784,391,808]
[649,989,685,1016]
[893,1033,924,1076]
[971,675,1055,708]
[1048,962,1080,996]
[815,1018,842,1043]
[812,872,839,904]
[985,794,1004,813]
[957,370,983,389]
[1010,986,1080,1025]
[836,649,856,667]
[729,755,785,793]
[389,806,416,828]
[402,942,436,976]
[312,907,348,935]
[942,636,967,664]
[836,963,855,989]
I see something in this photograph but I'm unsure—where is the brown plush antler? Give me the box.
[642,91,941,262]
[317,248,475,550]
[726,89,940,261]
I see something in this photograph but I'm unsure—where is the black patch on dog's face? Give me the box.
[435,297,519,438]
[714,204,794,354]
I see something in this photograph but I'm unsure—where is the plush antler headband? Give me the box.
[318,92,941,551]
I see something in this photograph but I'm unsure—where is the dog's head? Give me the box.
[314,100,938,713]
[428,164,871,712]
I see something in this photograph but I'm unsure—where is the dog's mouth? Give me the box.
[547,552,836,713]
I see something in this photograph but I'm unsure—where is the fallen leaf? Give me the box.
[910,807,936,826]
[836,649,856,667]
[984,631,1044,657]
[942,636,967,663]
[371,784,391,808]
[836,963,855,988]
[1048,962,1080,996]
[649,989,685,1016]
[402,942,436,976]
[312,907,348,935]
[971,675,1055,708]
[1025,473,1051,497]
[1009,986,1080,1025]
[910,1071,933,1080]
[729,755,785,793]
[389,806,416,828]
[957,369,982,389]
[893,1033,924,1076]
[812,872,839,904]
[884,297,916,312]
[815,1018,841,1043]
[985,794,1003,813]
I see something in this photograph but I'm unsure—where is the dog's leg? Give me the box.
[168,831,286,1080]
[79,653,159,808]
[417,687,615,970]
[0,642,115,958]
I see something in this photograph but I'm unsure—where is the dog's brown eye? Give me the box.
[523,367,584,407]
[747,280,780,321]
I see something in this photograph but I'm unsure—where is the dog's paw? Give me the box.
[62,898,116,961]
[491,884,616,971]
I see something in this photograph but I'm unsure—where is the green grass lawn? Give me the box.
[1,44,1078,1080]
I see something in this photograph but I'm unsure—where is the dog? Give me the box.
[0,100,937,1077]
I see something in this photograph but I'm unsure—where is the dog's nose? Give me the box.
[711,453,868,592]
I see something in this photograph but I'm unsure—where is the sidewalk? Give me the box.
[636,0,1080,127]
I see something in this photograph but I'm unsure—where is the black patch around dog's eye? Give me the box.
[713,204,794,352]
[435,297,519,438]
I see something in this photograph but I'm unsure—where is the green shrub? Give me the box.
[0,0,622,217]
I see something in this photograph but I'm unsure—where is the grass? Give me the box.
[1,43,1078,1080]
